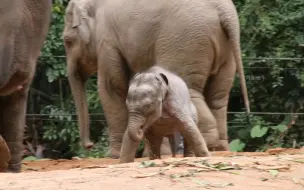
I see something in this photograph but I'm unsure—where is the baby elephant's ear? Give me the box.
[159,73,169,85]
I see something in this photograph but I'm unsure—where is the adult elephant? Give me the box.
[63,0,250,158]
[63,0,179,157]
[0,0,52,172]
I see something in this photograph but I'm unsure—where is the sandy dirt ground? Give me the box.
[0,148,304,190]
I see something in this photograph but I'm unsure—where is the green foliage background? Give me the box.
[24,0,304,159]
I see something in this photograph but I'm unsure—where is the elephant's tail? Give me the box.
[217,1,251,120]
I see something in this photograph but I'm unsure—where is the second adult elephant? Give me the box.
[63,0,176,157]
[0,0,52,172]
[63,0,250,158]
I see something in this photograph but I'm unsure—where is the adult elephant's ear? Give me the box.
[72,1,91,45]
[159,73,169,86]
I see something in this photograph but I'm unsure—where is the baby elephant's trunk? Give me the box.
[127,116,145,142]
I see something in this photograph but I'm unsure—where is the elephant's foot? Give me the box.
[200,129,221,152]
[6,163,21,173]
[105,136,125,159]
[105,131,127,159]
[183,138,195,157]
[104,148,121,159]
[184,151,195,157]
[211,139,229,151]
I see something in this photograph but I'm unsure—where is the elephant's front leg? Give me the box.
[145,133,163,160]
[204,56,236,151]
[119,130,140,163]
[97,43,129,158]
[0,88,29,172]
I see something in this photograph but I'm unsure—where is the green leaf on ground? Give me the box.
[229,139,246,152]
[138,161,156,168]
[289,159,304,163]
[192,178,234,188]
[269,169,279,177]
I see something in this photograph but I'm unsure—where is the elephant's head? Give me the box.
[63,0,96,64]
[126,71,169,142]
[62,0,97,149]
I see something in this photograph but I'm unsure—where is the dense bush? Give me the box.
[24,0,304,159]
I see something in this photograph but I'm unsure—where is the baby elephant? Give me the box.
[119,66,210,163]
[0,135,11,172]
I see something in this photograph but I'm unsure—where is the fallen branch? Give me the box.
[132,171,165,178]
[254,165,290,171]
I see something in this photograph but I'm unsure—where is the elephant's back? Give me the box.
[102,0,232,91]
[154,1,230,92]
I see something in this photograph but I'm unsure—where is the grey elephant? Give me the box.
[0,0,52,172]
[63,0,182,158]
[120,66,211,163]
[63,0,250,159]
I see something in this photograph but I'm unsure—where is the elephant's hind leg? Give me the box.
[0,88,29,172]
[204,55,236,151]
[178,119,210,157]
[142,136,173,157]
[145,133,163,160]
[190,89,220,151]
[168,135,176,157]
[183,138,195,157]
[97,43,129,159]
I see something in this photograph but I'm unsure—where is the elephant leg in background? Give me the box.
[0,88,28,172]
[145,133,163,160]
[190,89,219,151]
[142,136,173,157]
[167,135,176,157]
[173,132,184,154]
[119,130,140,163]
[160,137,174,155]
[205,56,236,151]
[97,44,129,159]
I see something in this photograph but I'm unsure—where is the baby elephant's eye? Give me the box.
[143,104,150,111]
[143,102,154,113]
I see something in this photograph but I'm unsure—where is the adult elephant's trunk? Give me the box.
[67,58,93,149]
[127,115,146,142]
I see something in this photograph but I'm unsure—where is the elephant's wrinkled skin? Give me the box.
[0,0,52,172]
[63,0,181,158]
[63,0,250,158]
